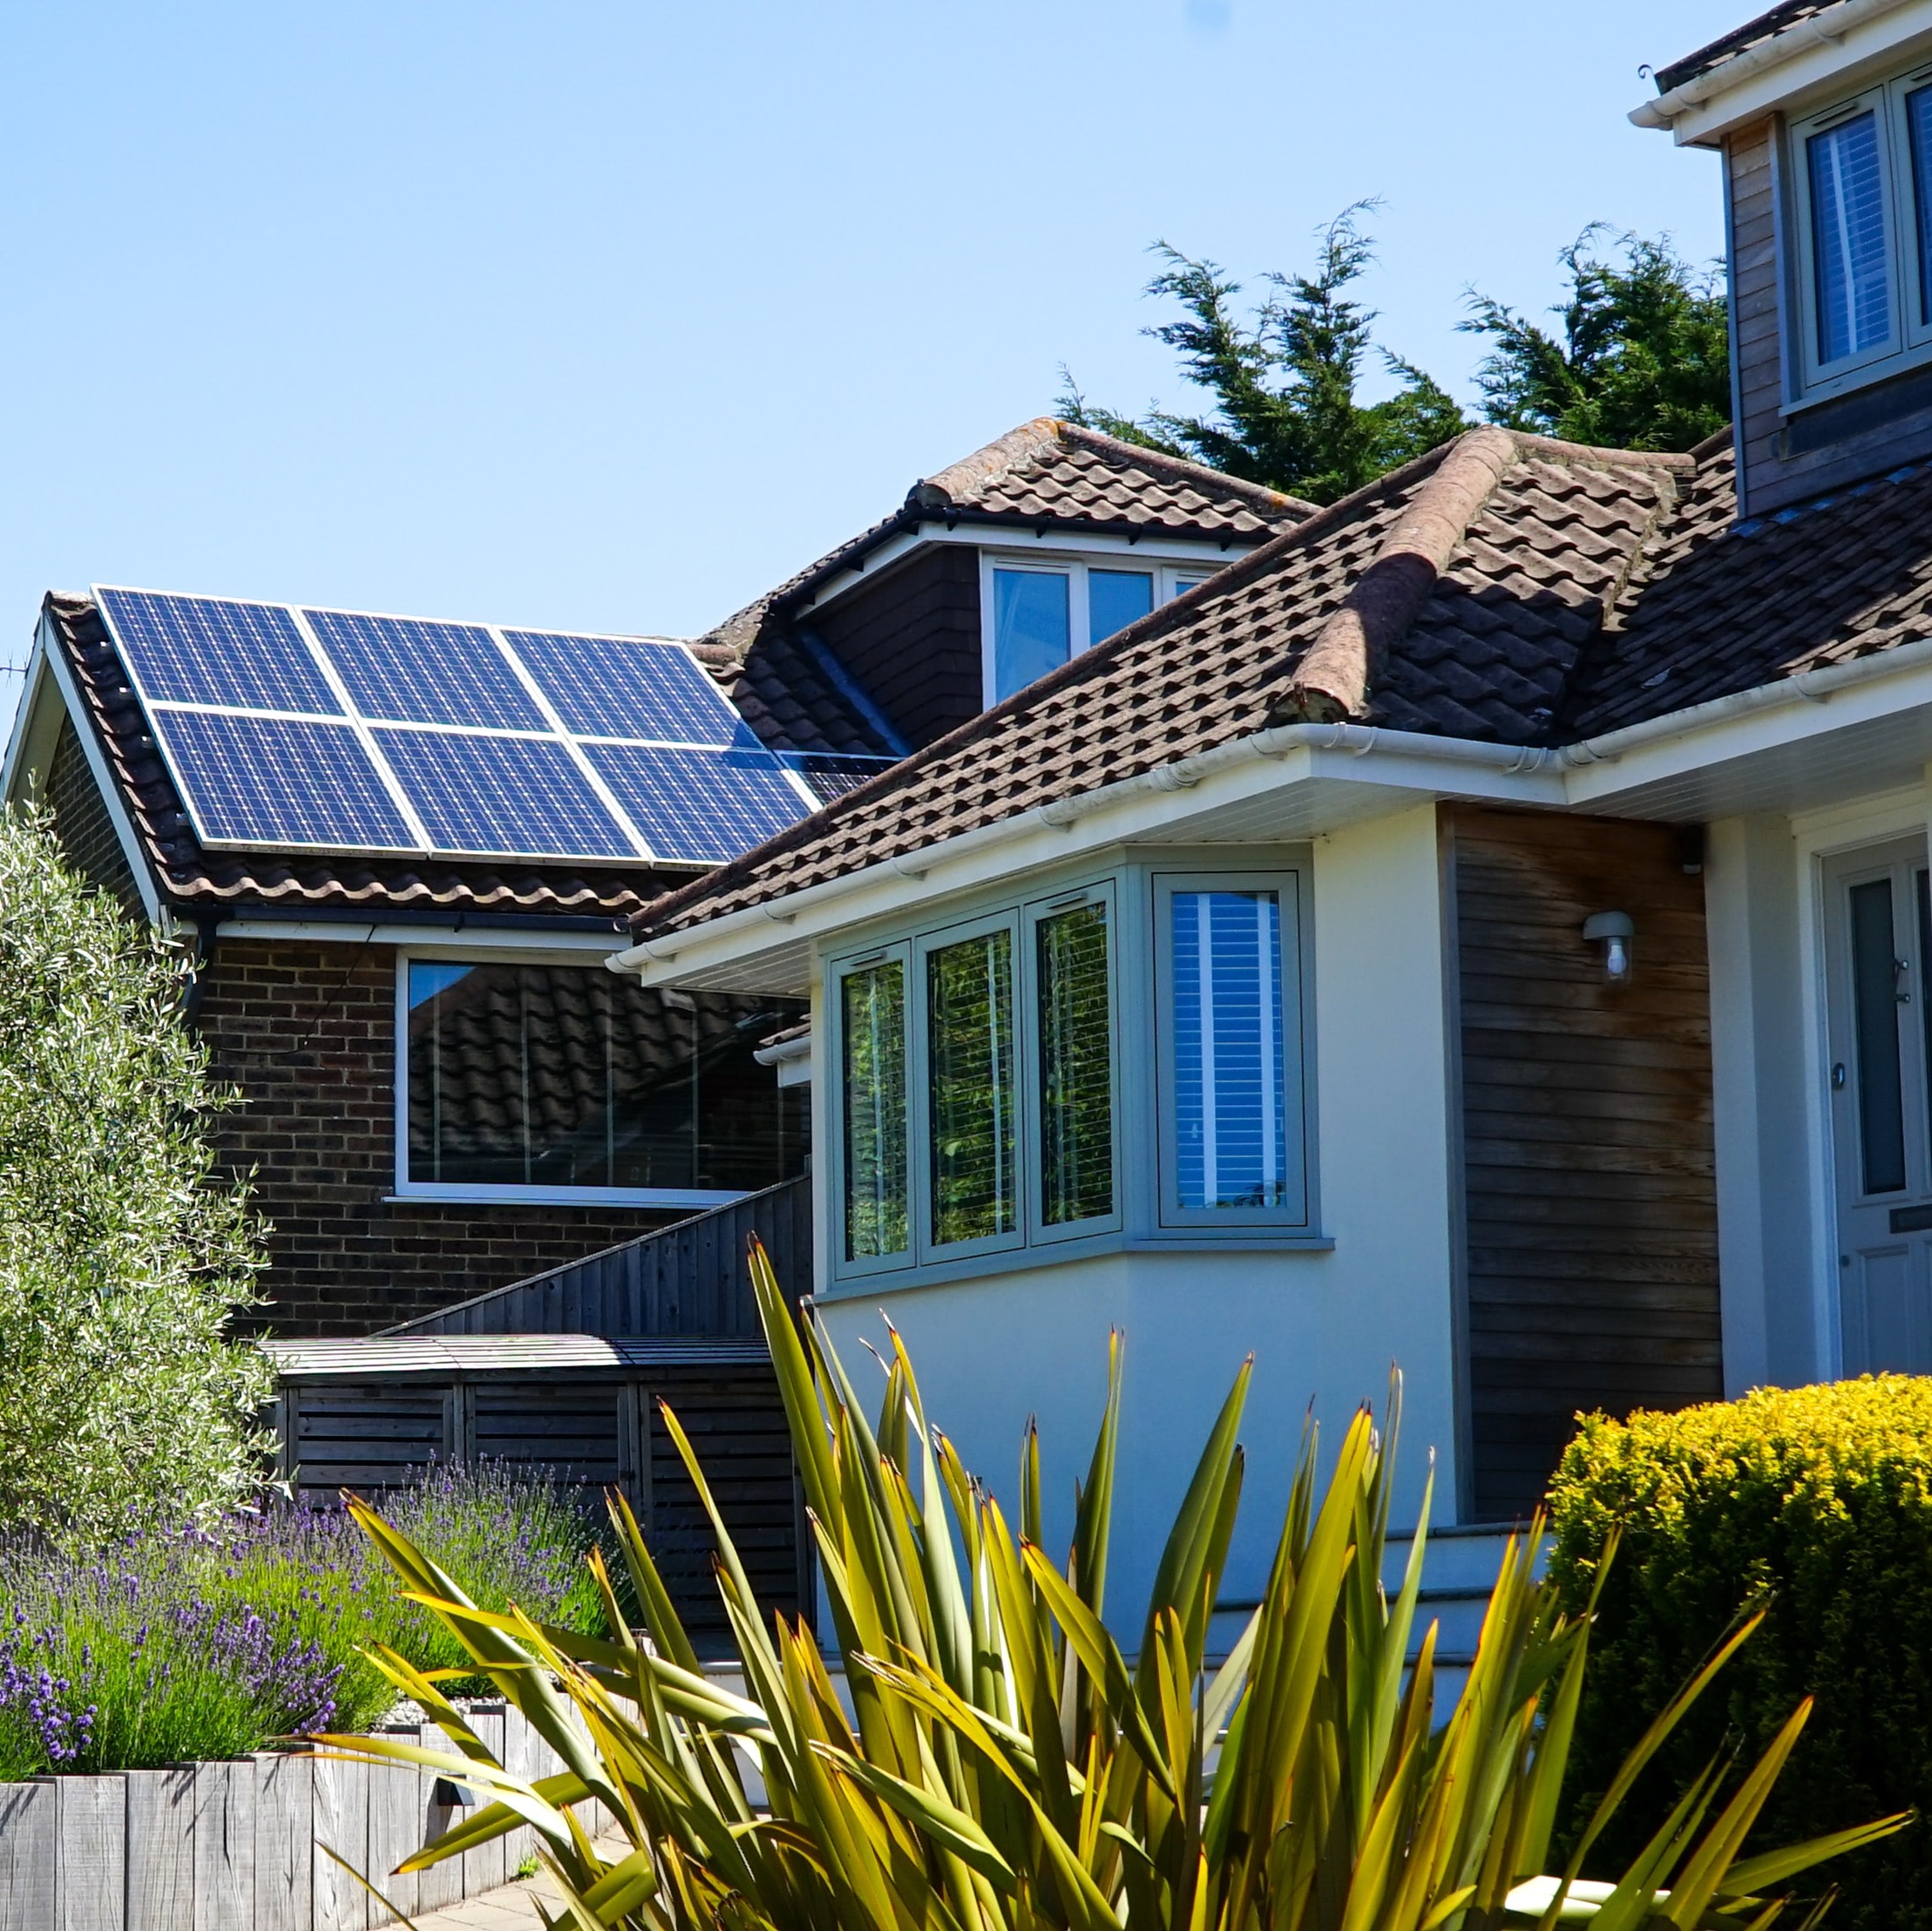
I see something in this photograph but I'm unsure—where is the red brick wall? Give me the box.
[197,938,685,1336]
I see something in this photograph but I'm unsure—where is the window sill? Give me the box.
[386,1185,747,1211]
[817,1227,1334,1300]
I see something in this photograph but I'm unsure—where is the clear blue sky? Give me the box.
[0,0,1746,723]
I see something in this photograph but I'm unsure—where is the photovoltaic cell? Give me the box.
[502,631,741,745]
[376,727,636,859]
[302,609,546,731]
[789,751,900,804]
[585,742,807,864]
[158,712,416,849]
[98,589,342,716]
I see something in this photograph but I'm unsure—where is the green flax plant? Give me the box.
[329,1240,1908,1930]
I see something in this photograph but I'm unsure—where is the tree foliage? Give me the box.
[1461,227,1729,451]
[1058,206,1468,505]
[0,810,272,1541]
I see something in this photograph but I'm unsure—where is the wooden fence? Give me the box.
[0,1704,597,1930]
[379,1174,812,1339]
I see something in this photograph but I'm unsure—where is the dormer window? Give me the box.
[983,555,1218,706]
[1793,68,1932,397]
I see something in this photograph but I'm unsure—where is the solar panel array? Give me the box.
[94,586,890,867]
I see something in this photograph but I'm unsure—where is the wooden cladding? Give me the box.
[1447,807,1722,1523]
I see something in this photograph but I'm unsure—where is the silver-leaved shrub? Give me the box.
[0,809,273,1540]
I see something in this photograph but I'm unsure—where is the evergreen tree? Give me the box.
[1057,206,1467,505]
[1461,226,1730,451]
[0,811,272,1541]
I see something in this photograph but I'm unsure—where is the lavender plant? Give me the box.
[0,1461,607,1778]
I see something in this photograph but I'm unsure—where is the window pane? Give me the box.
[406,962,803,1190]
[927,931,1016,1245]
[1908,86,1932,324]
[1174,575,1209,597]
[842,961,909,1258]
[992,570,1070,702]
[1038,903,1113,1224]
[1171,891,1290,1209]
[1809,111,1892,362]
[1850,878,1908,1195]
[1088,570,1153,646]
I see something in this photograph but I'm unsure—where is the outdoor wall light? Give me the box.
[1583,910,1636,984]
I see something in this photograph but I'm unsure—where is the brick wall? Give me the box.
[197,937,686,1336]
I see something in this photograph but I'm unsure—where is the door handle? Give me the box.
[1834,1062,1847,1089]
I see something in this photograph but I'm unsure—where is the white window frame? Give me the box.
[1151,868,1312,1232]
[979,553,1219,709]
[391,944,775,1210]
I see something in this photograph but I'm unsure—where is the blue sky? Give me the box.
[0,0,1746,724]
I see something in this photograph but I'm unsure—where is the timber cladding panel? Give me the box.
[1447,806,1721,1524]
[196,938,683,1337]
[809,544,981,749]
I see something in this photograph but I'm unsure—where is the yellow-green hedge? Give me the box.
[1547,1375,1932,1931]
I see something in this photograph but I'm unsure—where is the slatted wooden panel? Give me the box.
[386,1175,811,1339]
[647,1366,801,1635]
[289,1386,449,1492]
[1447,806,1722,1523]
[467,1384,634,1487]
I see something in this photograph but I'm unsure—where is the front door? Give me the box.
[1826,838,1932,1372]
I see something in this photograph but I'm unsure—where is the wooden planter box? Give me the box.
[0,1704,579,1929]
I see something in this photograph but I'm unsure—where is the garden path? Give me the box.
[400,1834,628,1929]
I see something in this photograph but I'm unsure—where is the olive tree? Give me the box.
[0,810,273,1540]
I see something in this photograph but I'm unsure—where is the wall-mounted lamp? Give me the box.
[1583,910,1636,984]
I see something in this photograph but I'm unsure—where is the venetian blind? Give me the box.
[842,960,909,1258]
[1172,890,1291,1209]
[927,931,1017,1245]
[1810,110,1892,362]
[1037,902,1113,1224]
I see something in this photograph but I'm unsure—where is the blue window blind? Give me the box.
[1810,111,1893,362]
[1908,86,1932,325]
[991,570,1070,702]
[1171,890,1291,1209]
[843,961,909,1259]
[1037,902,1113,1224]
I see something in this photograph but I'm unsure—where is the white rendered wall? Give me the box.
[1705,815,1823,1392]
[814,803,1461,1636]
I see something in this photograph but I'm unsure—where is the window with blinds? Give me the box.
[1036,900,1113,1225]
[841,959,909,1260]
[926,929,1017,1246]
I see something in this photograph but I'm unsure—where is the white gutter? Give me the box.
[1630,0,1915,132]
[610,621,1932,980]
[608,722,1549,972]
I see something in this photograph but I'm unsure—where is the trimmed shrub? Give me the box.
[1547,1374,1932,1931]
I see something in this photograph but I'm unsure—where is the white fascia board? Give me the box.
[0,621,58,803]
[22,615,163,922]
[1634,0,1932,146]
[799,522,1261,619]
[610,724,1562,990]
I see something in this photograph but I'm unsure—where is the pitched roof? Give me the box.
[700,417,1313,660]
[631,428,1691,940]
[39,593,857,923]
[1651,0,1839,93]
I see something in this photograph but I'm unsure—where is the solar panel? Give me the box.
[376,728,637,860]
[303,609,546,731]
[98,589,342,716]
[787,751,900,804]
[159,713,417,850]
[501,630,740,745]
[585,742,808,864]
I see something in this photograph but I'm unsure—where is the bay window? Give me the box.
[826,857,1312,1287]
[400,955,806,1207]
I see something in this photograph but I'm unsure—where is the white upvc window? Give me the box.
[824,856,1314,1291]
[980,555,1219,708]
[393,947,808,1209]
[1791,64,1932,400]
